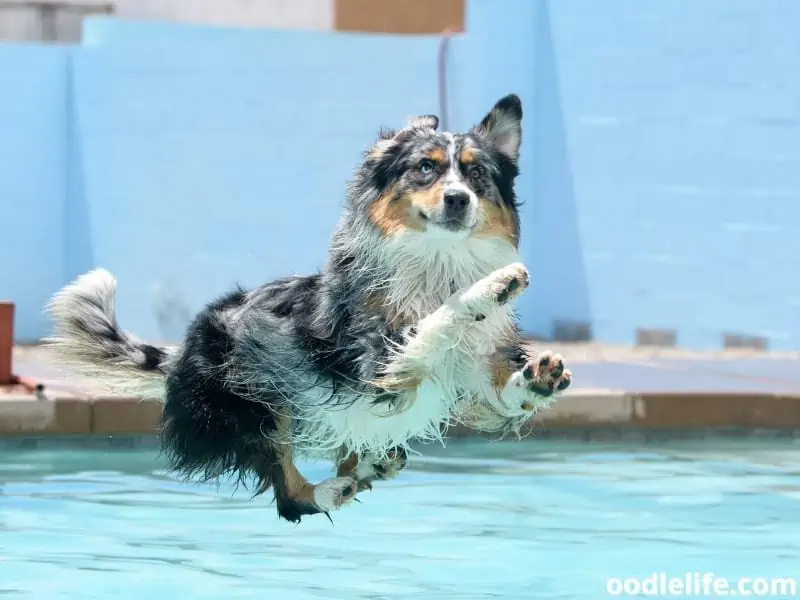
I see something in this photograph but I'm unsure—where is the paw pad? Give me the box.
[494,265,530,306]
[519,351,572,399]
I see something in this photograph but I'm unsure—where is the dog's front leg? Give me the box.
[375,262,531,392]
[459,346,573,434]
[496,348,572,410]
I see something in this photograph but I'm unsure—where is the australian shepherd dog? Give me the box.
[45,94,572,523]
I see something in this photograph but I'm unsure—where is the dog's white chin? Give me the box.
[422,222,475,242]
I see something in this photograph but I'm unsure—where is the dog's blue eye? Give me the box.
[419,160,435,174]
[469,165,484,180]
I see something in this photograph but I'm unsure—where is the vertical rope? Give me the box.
[437,27,454,131]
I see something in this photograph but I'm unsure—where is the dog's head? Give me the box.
[352,94,523,249]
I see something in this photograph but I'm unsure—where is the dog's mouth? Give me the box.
[439,216,473,232]
[418,210,475,232]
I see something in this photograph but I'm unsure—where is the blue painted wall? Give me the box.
[540,0,800,349]
[71,34,444,340]
[0,45,68,342]
[1,0,800,348]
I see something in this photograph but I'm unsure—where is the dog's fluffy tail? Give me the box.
[45,268,173,397]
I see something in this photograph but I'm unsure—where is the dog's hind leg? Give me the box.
[336,447,408,492]
[269,449,358,523]
[266,418,359,523]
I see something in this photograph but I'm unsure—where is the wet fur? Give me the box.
[45,94,569,523]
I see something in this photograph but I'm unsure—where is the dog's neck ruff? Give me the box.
[374,231,520,322]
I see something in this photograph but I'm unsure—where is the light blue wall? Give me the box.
[540,0,800,348]
[0,45,68,341]
[71,33,442,340]
[71,2,538,341]
[2,0,800,348]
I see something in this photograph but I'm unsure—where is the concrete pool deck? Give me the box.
[2,343,800,437]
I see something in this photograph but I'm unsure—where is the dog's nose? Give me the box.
[443,190,470,214]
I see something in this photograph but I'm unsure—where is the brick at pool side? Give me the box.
[0,394,92,435]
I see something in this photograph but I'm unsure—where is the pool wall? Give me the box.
[4,343,800,439]
[2,0,800,349]
[3,389,800,441]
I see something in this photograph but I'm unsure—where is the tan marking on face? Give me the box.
[405,181,443,213]
[459,146,477,164]
[474,196,518,247]
[368,187,426,236]
[425,147,446,162]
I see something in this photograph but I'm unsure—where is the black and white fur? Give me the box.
[45,94,572,523]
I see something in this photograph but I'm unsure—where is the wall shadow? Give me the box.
[524,0,592,340]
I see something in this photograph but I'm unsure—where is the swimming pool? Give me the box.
[1,438,798,599]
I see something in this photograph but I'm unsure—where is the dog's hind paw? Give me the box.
[313,477,358,512]
[353,447,408,491]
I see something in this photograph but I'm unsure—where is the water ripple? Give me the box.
[0,440,798,599]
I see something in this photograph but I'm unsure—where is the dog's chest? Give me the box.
[314,313,508,454]
[306,236,521,453]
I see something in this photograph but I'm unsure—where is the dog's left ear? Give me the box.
[405,114,439,131]
[475,94,522,163]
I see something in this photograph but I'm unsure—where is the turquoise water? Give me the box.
[1,439,799,599]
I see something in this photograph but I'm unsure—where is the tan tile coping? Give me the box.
[3,390,800,437]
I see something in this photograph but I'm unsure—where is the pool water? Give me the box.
[1,439,799,599]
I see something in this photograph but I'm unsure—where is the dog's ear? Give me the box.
[404,114,439,131]
[377,127,397,141]
[367,115,438,161]
[366,127,399,160]
[474,94,522,163]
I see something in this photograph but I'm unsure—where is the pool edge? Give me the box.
[3,391,800,438]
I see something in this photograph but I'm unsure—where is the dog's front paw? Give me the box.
[489,262,530,306]
[509,351,572,411]
[460,263,530,321]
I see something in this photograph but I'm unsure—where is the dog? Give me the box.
[45,94,572,523]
